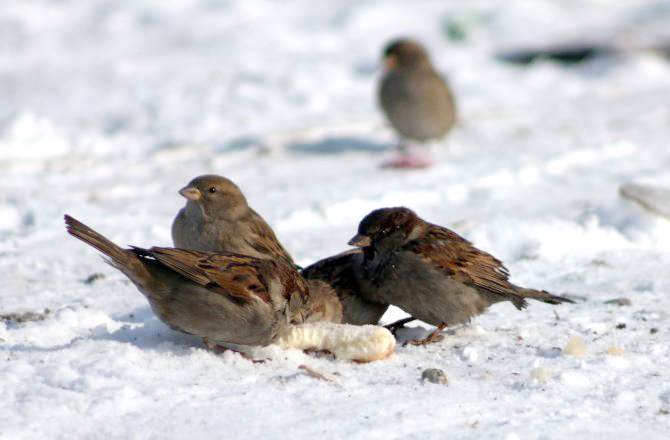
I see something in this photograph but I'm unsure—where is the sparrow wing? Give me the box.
[404,224,525,305]
[242,208,296,266]
[146,247,273,305]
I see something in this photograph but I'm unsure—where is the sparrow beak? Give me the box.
[383,54,397,70]
[348,234,371,247]
[179,186,201,201]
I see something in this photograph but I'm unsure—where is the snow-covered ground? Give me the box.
[2,0,670,438]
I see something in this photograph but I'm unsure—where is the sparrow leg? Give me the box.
[203,338,267,363]
[382,142,433,169]
[403,323,447,347]
[384,316,417,334]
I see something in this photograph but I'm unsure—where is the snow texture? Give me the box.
[2,0,670,438]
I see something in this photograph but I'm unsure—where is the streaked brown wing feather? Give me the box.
[244,209,295,264]
[148,247,272,304]
[406,224,515,297]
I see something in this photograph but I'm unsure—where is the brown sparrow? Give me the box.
[171,174,294,267]
[66,214,306,347]
[348,207,574,344]
[379,39,457,168]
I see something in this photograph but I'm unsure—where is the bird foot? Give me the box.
[402,324,447,347]
[204,339,268,363]
[216,346,268,364]
[381,152,433,169]
[403,334,445,347]
[303,348,335,359]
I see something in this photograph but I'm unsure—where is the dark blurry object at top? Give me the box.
[496,40,610,64]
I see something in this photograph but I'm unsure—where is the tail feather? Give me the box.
[65,215,170,310]
[517,287,575,305]
[64,214,136,271]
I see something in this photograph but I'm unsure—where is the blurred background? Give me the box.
[2,0,669,156]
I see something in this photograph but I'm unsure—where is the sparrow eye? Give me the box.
[208,187,217,194]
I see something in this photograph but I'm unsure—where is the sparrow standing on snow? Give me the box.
[348,207,574,344]
[379,39,457,168]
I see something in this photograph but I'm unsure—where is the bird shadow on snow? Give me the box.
[393,325,432,344]
[592,197,665,240]
[285,136,394,155]
[220,134,394,155]
[88,309,206,353]
[4,307,206,356]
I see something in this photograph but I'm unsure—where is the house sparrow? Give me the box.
[301,249,390,326]
[379,39,457,168]
[171,175,294,267]
[66,214,306,348]
[65,215,395,361]
[172,174,384,326]
[348,207,574,344]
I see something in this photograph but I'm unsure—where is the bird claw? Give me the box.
[381,153,433,169]
[219,346,268,364]
[204,338,268,363]
[402,324,447,347]
[403,334,445,347]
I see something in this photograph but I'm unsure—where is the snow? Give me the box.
[2,0,670,438]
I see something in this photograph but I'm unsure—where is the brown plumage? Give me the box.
[301,249,389,326]
[300,279,344,324]
[379,39,457,143]
[348,207,574,343]
[65,214,307,347]
[171,174,294,267]
[171,175,384,326]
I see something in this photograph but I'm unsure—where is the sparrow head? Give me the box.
[179,174,249,219]
[348,207,420,249]
[382,39,432,71]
